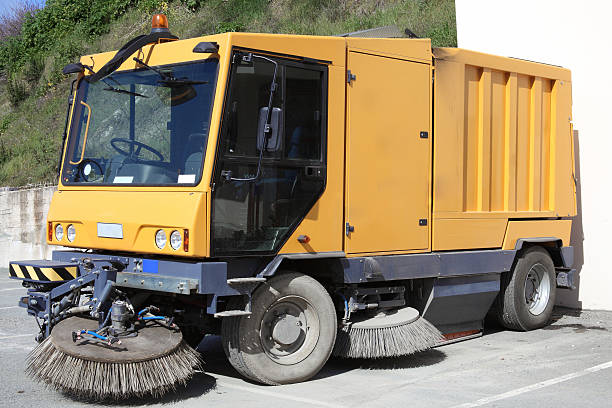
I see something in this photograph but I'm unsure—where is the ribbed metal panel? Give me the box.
[432,48,576,218]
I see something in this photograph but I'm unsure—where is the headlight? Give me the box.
[55,224,64,241]
[155,229,166,249]
[66,224,76,242]
[170,230,182,250]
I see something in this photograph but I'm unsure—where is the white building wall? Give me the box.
[455,0,612,310]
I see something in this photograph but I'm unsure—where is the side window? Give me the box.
[211,52,327,256]
[284,66,323,161]
[223,57,281,157]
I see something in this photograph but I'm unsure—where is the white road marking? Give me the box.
[2,342,34,352]
[0,333,34,340]
[0,306,19,310]
[213,373,346,408]
[451,360,612,408]
[0,287,24,292]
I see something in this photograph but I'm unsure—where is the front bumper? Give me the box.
[9,260,78,282]
[10,250,239,297]
[9,251,245,334]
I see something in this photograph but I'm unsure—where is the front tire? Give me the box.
[221,272,337,385]
[496,246,556,331]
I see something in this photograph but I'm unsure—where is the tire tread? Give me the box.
[221,299,259,381]
[496,246,556,331]
[223,272,336,385]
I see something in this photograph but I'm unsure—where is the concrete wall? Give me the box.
[455,0,612,310]
[0,186,57,266]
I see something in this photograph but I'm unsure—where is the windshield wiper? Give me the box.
[101,74,148,97]
[133,57,208,87]
[158,78,208,86]
[83,63,148,97]
[103,86,148,98]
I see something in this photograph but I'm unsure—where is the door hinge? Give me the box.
[419,219,428,226]
[345,222,355,236]
[347,70,356,84]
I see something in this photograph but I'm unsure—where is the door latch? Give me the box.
[347,70,356,84]
[345,222,355,236]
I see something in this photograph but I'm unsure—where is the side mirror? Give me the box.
[193,41,219,53]
[257,107,282,152]
[62,62,84,75]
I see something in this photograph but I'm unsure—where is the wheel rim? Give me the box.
[524,263,551,316]
[259,295,320,365]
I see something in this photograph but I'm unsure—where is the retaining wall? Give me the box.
[0,186,57,266]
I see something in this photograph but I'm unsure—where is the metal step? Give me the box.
[227,277,266,285]
[214,310,252,318]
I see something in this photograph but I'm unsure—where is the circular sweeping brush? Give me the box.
[26,317,202,400]
[333,307,444,359]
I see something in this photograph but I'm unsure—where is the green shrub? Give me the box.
[0,114,14,164]
[6,74,29,107]
[0,0,137,82]
[138,0,168,13]
[0,0,457,186]
[23,53,45,83]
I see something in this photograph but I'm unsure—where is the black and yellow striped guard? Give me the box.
[8,260,79,282]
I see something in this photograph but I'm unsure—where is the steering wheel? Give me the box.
[110,138,164,162]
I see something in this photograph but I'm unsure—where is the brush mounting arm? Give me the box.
[343,285,407,315]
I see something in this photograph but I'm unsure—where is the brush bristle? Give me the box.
[26,337,202,400]
[333,316,444,359]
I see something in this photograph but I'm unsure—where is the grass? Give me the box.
[0,0,456,186]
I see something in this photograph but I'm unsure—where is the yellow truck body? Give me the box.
[432,48,576,251]
[48,33,575,259]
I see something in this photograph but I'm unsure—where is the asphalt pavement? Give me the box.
[1,269,611,408]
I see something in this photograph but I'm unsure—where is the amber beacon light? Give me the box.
[151,14,169,33]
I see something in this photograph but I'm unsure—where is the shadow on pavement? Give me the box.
[483,306,585,336]
[197,333,447,383]
[323,348,446,374]
[550,306,582,320]
[543,306,608,333]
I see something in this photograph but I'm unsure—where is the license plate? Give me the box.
[97,223,123,239]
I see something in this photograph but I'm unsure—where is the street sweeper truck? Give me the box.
[8,14,577,399]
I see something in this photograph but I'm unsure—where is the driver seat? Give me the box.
[183,133,207,175]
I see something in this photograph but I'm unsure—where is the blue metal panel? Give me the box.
[142,259,159,274]
[560,246,574,268]
[341,249,516,284]
[434,276,500,297]
[424,273,501,335]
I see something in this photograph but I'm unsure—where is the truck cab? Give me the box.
[51,31,348,260]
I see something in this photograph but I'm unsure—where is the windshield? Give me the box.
[61,59,218,186]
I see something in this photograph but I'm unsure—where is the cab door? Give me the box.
[345,51,431,254]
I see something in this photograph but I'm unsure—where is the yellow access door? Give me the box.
[345,51,431,254]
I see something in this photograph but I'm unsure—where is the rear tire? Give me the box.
[496,246,556,331]
[221,272,337,385]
